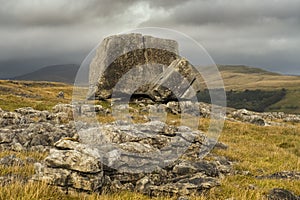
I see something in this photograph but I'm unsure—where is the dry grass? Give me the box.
[220,71,300,91]
[0,119,299,199]
[0,80,72,111]
[219,71,300,113]
[0,80,299,199]
[203,121,300,199]
[0,151,47,177]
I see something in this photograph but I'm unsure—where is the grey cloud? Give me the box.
[0,0,299,78]
[139,0,300,75]
[0,0,141,27]
[146,0,192,9]
[142,0,300,27]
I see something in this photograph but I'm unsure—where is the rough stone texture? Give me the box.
[0,107,77,152]
[227,108,300,126]
[231,109,266,126]
[45,148,102,173]
[89,34,178,87]
[145,58,201,102]
[32,121,232,196]
[0,155,24,167]
[0,104,113,152]
[88,33,203,102]
[2,102,299,197]
[0,102,297,153]
[268,188,300,200]
[257,171,300,180]
[89,33,179,99]
[0,174,28,186]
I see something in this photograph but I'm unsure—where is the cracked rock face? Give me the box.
[0,107,76,152]
[32,120,232,197]
[88,33,201,102]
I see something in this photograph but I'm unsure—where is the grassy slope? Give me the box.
[3,65,300,113]
[0,79,299,199]
[218,66,300,113]
[0,80,73,111]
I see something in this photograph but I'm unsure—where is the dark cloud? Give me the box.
[0,0,299,78]
[0,0,143,27]
[142,0,300,27]
[140,0,300,74]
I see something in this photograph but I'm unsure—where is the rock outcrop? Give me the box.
[0,107,76,152]
[1,102,299,197]
[257,171,300,180]
[1,102,298,153]
[32,121,232,196]
[88,33,201,102]
[228,108,300,126]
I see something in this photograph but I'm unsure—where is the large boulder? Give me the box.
[88,33,201,102]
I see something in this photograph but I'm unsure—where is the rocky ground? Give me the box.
[0,102,299,199]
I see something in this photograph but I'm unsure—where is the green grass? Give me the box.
[0,80,72,111]
[266,89,300,114]
[220,68,300,114]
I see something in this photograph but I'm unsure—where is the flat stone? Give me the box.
[45,149,102,173]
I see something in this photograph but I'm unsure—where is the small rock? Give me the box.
[135,176,154,193]
[248,184,258,190]
[0,175,28,186]
[268,188,300,200]
[257,171,300,180]
[0,155,24,167]
[57,91,64,99]
[45,149,102,173]
[177,196,189,200]
[214,142,229,150]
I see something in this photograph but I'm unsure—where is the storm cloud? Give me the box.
[0,0,299,78]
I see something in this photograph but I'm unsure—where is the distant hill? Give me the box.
[217,65,300,91]
[217,65,281,75]
[13,64,79,84]
[9,64,300,113]
[213,65,300,113]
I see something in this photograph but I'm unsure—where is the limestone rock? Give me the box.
[45,149,102,173]
[231,109,266,126]
[268,188,300,200]
[0,174,28,186]
[0,155,24,167]
[146,58,201,102]
[32,121,231,196]
[135,176,154,193]
[148,173,219,197]
[89,33,179,100]
[257,171,300,180]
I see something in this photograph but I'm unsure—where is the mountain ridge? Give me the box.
[12,64,79,84]
[11,64,300,84]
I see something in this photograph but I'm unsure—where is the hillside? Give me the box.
[0,80,72,111]
[13,64,79,84]
[0,90,299,199]
[218,65,300,90]
[6,64,300,114]
[11,64,299,90]
[218,65,281,75]
[217,65,300,113]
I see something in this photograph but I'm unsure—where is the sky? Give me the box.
[0,0,299,78]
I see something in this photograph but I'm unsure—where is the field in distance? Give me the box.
[2,65,300,113]
[219,65,300,114]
